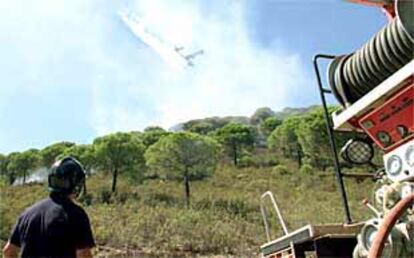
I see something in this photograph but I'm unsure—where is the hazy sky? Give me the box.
[0,0,386,154]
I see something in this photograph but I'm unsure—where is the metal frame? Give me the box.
[313,54,352,224]
[260,191,289,242]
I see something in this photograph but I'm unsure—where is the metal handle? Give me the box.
[260,191,289,242]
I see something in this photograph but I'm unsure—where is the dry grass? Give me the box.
[0,159,376,257]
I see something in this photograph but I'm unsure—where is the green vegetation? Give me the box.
[146,132,219,207]
[40,141,75,167]
[94,132,146,192]
[0,161,375,257]
[0,154,6,178]
[141,126,170,148]
[260,117,282,138]
[6,149,41,184]
[268,116,303,167]
[0,105,378,257]
[214,123,255,167]
[250,107,275,125]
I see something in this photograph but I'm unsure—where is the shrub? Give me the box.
[272,165,290,175]
[143,192,178,207]
[238,154,279,168]
[299,164,314,174]
[98,188,112,204]
[1,160,377,257]
[79,193,93,206]
[114,191,129,204]
[212,199,251,218]
[254,154,279,167]
[238,155,255,168]
[0,202,14,240]
[192,198,212,210]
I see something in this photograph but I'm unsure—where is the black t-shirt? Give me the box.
[9,194,95,258]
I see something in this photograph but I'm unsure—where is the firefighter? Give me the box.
[2,157,95,258]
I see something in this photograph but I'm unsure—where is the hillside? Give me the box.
[169,106,319,132]
[1,157,375,257]
[273,105,319,120]
[0,105,378,257]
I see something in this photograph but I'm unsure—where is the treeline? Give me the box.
[0,105,348,204]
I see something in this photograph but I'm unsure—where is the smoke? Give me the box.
[92,0,309,133]
[0,0,310,150]
[13,167,48,186]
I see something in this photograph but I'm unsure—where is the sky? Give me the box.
[0,0,386,154]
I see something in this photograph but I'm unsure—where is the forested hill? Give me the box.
[170,105,319,132]
[1,104,376,257]
[0,104,342,188]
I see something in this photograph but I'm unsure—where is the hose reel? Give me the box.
[328,0,413,107]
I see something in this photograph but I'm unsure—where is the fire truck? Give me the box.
[259,0,413,257]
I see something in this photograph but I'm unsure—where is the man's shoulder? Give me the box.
[69,201,88,219]
[22,197,51,215]
[20,196,88,220]
[15,197,51,224]
[53,196,88,218]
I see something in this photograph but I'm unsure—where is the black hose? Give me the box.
[329,17,413,107]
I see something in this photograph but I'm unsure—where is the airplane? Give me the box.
[174,47,204,67]
[119,10,203,69]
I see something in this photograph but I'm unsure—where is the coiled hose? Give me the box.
[328,1,413,107]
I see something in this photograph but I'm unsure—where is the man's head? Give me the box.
[48,157,86,197]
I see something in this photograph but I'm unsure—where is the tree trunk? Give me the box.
[233,143,238,166]
[112,168,118,192]
[8,172,15,185]
[23,171,26,184]
[297,149,302,167]
[184,170,190,208]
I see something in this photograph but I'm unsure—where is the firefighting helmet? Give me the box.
[48,157,85,195]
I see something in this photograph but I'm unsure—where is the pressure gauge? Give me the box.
[362,224,377,250]
[386,155,403,176]
[383,141,413,182]
[377,131,392,146]
[397,125,409,138]
[359,221,393,258]
[358,219,394,258]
